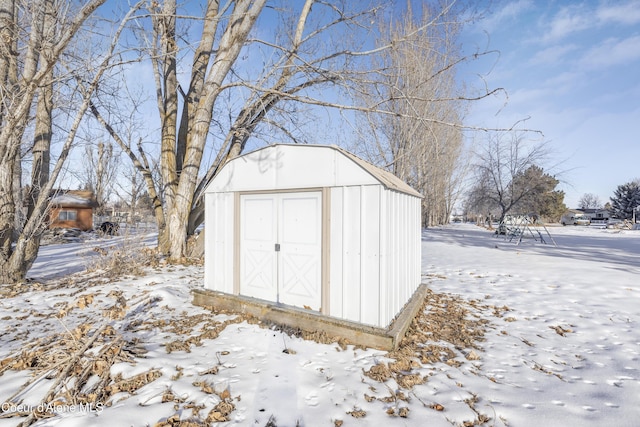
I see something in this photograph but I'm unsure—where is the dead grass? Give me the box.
[364,289,494,389]
[360,288,501,424]
[85,242,160,278]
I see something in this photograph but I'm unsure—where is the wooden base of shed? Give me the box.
[192,284,428,351]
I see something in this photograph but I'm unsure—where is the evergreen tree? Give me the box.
[610,180,640,220]
[538,190,567,222]
[513,166,567,221]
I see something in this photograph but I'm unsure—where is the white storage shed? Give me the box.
[204,144,422,328]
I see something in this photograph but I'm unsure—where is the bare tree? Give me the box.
[80,141,119,215]
[578,193,603,210]
[0,0,140,283]
[467,131,553,222]
[115,163,151,224]
[353,3,477,227]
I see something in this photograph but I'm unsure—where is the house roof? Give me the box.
[50,190,98,208]
[581,208,610,214]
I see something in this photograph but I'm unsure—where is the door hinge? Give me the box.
[275,243,280,252]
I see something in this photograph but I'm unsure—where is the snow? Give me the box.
[1,224,639,426]
[49,194,93,207]
[421,224,640,426]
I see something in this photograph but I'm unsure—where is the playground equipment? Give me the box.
[496,214,556,246]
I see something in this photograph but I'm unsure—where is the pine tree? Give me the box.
[610,180,640,220]
[513,166,567,221]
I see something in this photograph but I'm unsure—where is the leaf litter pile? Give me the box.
[0,262,510,427]
[358,289,508,425]
[0,263,247,427]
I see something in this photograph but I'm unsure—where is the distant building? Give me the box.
[560,209,589,225]
[561,208,611,225]
[581,208,610,222]
[48,190,98,231]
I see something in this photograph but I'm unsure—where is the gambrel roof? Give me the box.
[206,143,422,198]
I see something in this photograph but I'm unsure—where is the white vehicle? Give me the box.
[561,213,590,226]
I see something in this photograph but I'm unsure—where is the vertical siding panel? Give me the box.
[384,191,391,326]
[396,193,403,323]
[400,193,408,307]
[378,189,389,326]
[329,187,344,319]
[406,196,414,305]
[381,190,388,326]
[222,192,235,294]
[406,196,415,302]
[388,191,398,325]
[394,192,402,314]
[210,193,222,291]
[393,191,407,322]
[408,196,414,298]
[360,185,380,326]
[204,193,215,291]
[407,196,416,301]
[413,197,421,288]
[343,186,362,322]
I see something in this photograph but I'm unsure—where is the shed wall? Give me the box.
[380,190,422,326]
[327,185,421,327]
[328,185,383,325]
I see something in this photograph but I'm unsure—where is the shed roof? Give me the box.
[333,146,422,198]
[207,144,422,198]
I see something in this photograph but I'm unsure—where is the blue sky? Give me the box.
[459,0,640,208]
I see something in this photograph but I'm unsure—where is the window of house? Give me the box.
[58,210,78,221]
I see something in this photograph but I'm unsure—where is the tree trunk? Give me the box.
[0,0,16,124]
[158,0,179,211]
[0,0,18,279]
[167,208,187,260]
[0,158,16,262]
[159,0,266,259]
[22,0,56,271]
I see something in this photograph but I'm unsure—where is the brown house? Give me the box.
[48,190,98,231]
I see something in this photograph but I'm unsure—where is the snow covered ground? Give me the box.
[0,223,639,426]
[421,224,640,427]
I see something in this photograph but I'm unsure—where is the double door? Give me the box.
[239,191,322,311]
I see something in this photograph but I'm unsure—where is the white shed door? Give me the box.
[240,192,322,310]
